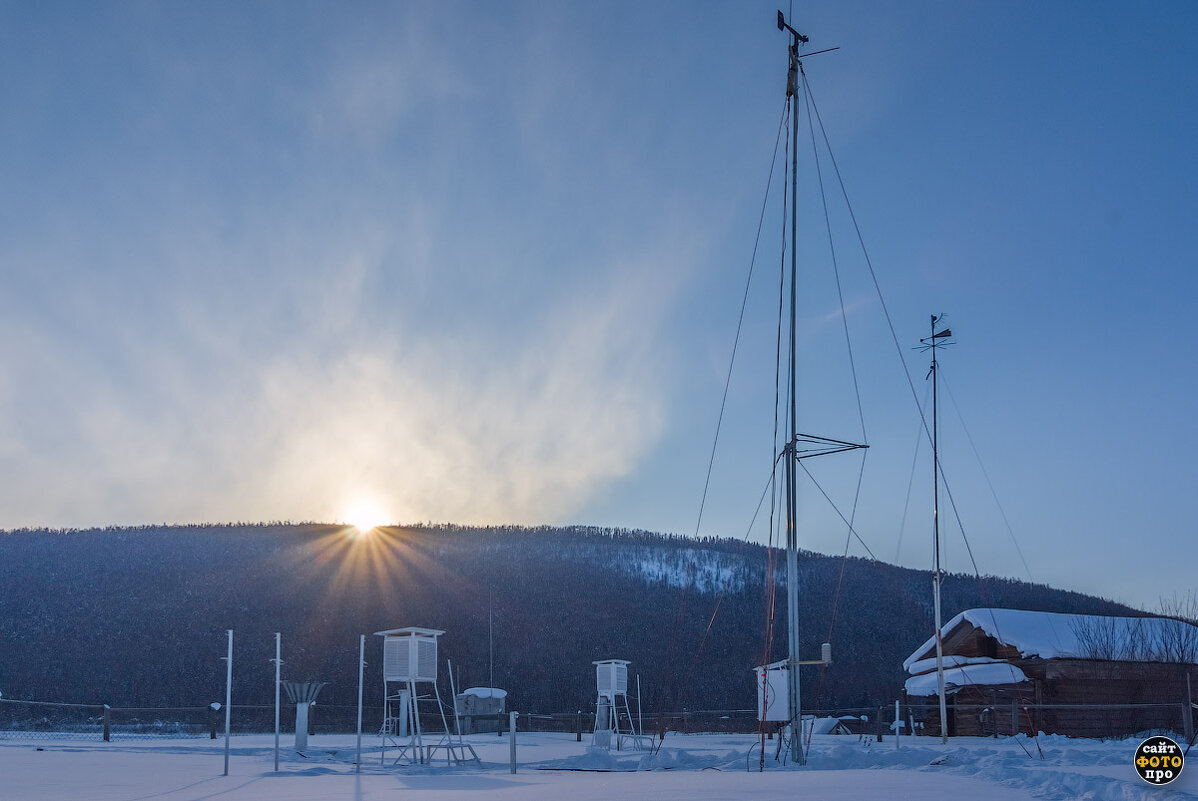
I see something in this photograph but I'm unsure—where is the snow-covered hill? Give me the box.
[0,524,1138,714]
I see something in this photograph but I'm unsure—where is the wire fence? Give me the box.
[904,700,1194,741]
[2,697,1191,743]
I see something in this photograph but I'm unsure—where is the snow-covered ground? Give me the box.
[2,730,1194,800]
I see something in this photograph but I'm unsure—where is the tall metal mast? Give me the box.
[780,9,805,767]
[774,10,865,766]
[920,315,953,743]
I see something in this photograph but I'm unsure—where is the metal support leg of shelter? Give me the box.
[380,680,478,767]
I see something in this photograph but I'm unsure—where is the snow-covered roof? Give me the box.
[905,655,1003,676]
[904,663,1029,696]
[460,687,507,699]
[807,716,853,735]
[374,627,446,638]
[903,608,1198,670]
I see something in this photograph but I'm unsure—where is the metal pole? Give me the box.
[356,634,365,773]
[273,632,281,772]
[223,629,233,777]
[447,658,463,738]
[931,316,948,743]
[1184,672,1194,746]
[488,584,495,691]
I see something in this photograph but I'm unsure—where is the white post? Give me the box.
[223,629,233,776]
[636,674,643,737]
[273,633,281,772]
[508,711,518,773]
[356,634,365,774]
[895,700,901,749]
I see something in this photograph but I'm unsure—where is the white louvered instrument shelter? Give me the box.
[594,659,630,699]
[376,627,444,683]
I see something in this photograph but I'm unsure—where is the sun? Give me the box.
[342,501,390,534]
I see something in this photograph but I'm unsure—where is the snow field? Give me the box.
[1,731,1194,801]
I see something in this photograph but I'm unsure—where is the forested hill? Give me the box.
[0,524,1138,713]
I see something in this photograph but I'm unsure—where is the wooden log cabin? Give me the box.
[903,608,1198,738]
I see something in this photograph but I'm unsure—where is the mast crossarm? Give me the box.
[782,432,868,461]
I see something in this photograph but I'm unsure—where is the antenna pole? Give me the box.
[779,8,808,767]
[929,315,948,743]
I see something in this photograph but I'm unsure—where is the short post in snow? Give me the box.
[223,629,233,777]
[576,710,582,742]
[102,704,111,742]
[509,711,519,773]
[208,702,219,739]
[876,706,883,742]
[895,700,901,749]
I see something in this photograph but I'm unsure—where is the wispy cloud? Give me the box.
[0,204,690,528]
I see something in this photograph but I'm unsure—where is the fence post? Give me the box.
[876,707,883,742]
[576,710,582,742]
[1034,680,1043,735]
[508,712,518,774]
[102,705,111,742]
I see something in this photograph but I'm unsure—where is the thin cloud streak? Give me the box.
[0,226,680,528]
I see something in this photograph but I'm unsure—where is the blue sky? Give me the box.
[1,1,1195,611]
